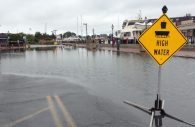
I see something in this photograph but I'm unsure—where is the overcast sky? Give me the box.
[0,0,195,35]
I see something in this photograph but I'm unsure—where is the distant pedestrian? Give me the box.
[112,37,115,47]
[126,38,128,44]
[117,38,120,50]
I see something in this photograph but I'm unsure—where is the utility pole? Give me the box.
[77,16,78,36]
[29,27,32,34]
[92,28,95,36]
[44,23,47,34]
[83,23,87,37]
[111,24,114,44]
[145,17,148,30]
[111,24,114,35]
[80,15,83,37]
[0,24,1,31]
[117,16,119,30]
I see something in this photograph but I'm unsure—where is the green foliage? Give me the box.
[9,33,24,41]
[26,34,35,44]
[34,32,56,43]
[63,31,76,38]
[72,32,76,36]
[42,33,55,40]
[35,32,42,41]
[6,31,76,44]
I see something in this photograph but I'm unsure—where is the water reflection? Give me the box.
[116,51,120,56]
[29,46,56,51]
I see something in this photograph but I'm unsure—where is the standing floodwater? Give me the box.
[0,47,195,127]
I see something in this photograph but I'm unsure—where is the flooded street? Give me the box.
[0,47,195,127]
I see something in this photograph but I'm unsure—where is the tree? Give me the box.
[71,32,76,36]
[26,34,35,44]
[51,33,56,40]
[9,33,23,41]
[34,32,42,42]
[35,32,42,39]
[63,31,76,38]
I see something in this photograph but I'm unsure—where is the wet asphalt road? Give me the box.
[0,74,145,127]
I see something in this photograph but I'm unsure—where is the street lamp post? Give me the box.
[92,28,94,37]
[83,23,87,42]
[0,25,2,49]
[83,23,87,36]
[111,24,114,46]
[7,31,10,46]
[145,17,148,30]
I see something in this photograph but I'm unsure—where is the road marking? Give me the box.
[2,107,49,127]
[47,96,63,127]
[54,95,77,127]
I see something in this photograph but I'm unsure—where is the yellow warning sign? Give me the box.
[138,14,187,65]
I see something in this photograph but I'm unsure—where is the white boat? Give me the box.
[120,19,152,44]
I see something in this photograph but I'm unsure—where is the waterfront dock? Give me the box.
[0,45,27,51]
[99,46,195,58]
[76,43,195,58]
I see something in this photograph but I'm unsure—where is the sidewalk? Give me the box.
[175,50,195,58]
[100,47,195,58]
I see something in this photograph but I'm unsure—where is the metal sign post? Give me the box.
[124,6,195,127]
[156,65,162,111]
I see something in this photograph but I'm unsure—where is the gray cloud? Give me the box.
[0,0,195,34]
